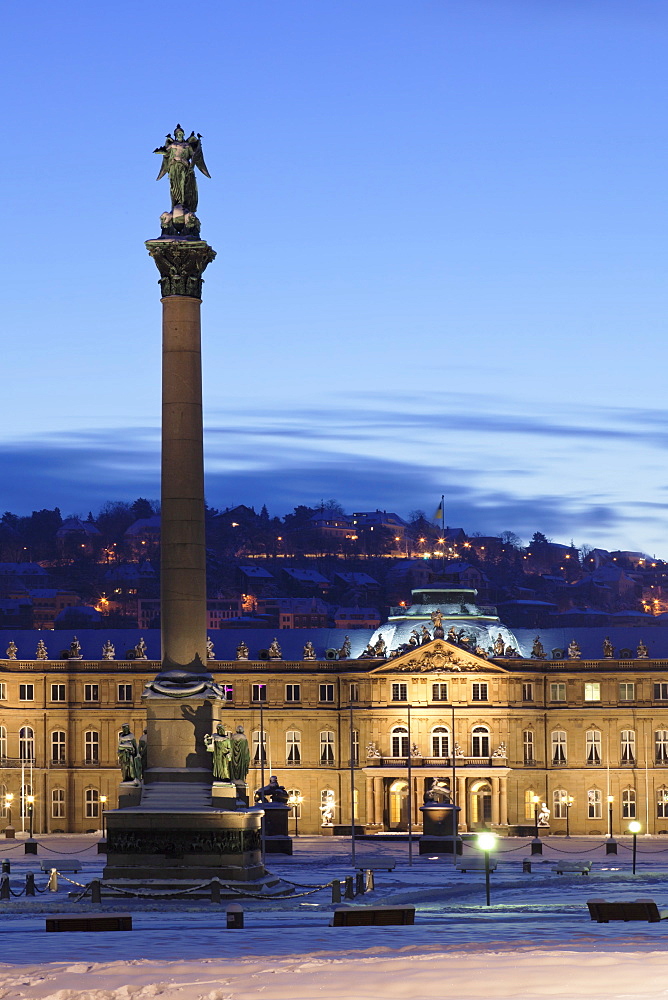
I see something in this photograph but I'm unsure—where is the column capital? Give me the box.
[145,239,216,298]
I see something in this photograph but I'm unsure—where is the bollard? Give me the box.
[344,875,354,900]
[355,872,364,896]
[1,859,9,874]
[331,879,341,903]
[25,872,35,896]
[90,879,101,904]
[24,840,37,856]
[47,869,58,892]
[226,903,244,929]
[365,869,374,893]
[210,878,222,903]
[522,859,532,873]
[0,874,9,900]
[530,839,543,856]
[606,840,618,855]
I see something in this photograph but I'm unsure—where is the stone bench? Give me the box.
[552,861,592,875]
[352,857,396,872]
[39,859,82,873]
[456,856,498,872]
[587,898,668,923]
[46,913,132,932]
[331,905,415,926]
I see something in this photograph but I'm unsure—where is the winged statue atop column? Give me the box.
[154,125,211,238]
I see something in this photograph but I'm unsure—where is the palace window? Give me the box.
[20,784,32,819]
[431,726,449,758]
[51,788,65,819]
[319,684,334,703]
[657,786,668,819]
[391,726,409,758]
[285,684,301,703]
[586,730,601,765]
[550,683,566,702]
[85,788,99,819]
[551,730,567,764]
[223,685,234,702]
[584,683,600,702]
[654,683,668,700]
[19,684,34,702]
[320,731,335,765]
[656,730,668,763]
[287,789,302,819]
[522,683,534,702]
[84,684,99,703]
[587,789,602,819]
[472,683,488,702]
[286,731,301,764]
[51,731,66,763]
[19,726,34,761]
[432,683,448,702]
[471,726,490,757]
[351,729,359,765]
[622,788,636,819]
[553,789,568,820]
[523,730,535,764]
[51,684,66,702]
[85,731,99,764]
[349,683,359,702]
[621,730,636,764]
[524,789,536,820]
[252,731,267,764]
[118,684,132,702]
[0,726,6,760]
[251,684,267,703]
[0,684,6,700]
[619,682,635,702]
[391,683,408,702]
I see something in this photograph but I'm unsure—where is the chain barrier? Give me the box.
[36,843,98,855]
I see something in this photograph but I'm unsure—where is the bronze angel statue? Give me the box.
[154,125,210,228]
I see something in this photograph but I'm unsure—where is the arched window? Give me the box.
[286,731,301,764]
[85,788,99,819]
[0,726,6,760]
[551,731,567,764]
[51,731,66,764]
[287,788,302,818]
[656,731,668,763]
[622,787,636,819]
[252,730,267,764]
[84,731,99,764]
[51,788,65,819]
[320,731,335,765]
[523,731,534,764]
[587,788,602,819]
[471,726,489,757]
[586,730,601,764]
[431,726,449,758]
[657,786,668,818]
[621,730,636,764]
[320,788,336,823]
[391,726,409,758]
[19,727,34,762]
[553,789,568,819]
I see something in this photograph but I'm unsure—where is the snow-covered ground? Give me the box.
[3,834,668,998]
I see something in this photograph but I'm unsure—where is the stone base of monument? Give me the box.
[256,803,293,855]
[418,803,461,855]
[321,825,365,836]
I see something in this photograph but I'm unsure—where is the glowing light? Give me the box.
[628,821,642,834]
[477,832,497,851]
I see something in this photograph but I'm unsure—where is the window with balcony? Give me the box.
[432,683,448,702]
[51,731,66,763]
[391,683,408,702]
[586,729,601,764]
[391,726,409,757]
[551,730,567,764]
[320,731,335,765]
[51,684,66,702]
[19,726,34,761]
[286,730,301,764]
[471,726,490,757]
[621,730,636,764]
[431,726,449,757]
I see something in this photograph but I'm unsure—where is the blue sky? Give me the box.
[3,1,668,553]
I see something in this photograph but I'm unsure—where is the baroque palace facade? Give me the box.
[2,630,668,836]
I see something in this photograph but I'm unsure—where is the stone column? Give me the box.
[499,776,509,826]
[491,776,500,825]
[365,777,374,826]
[457,776,468,830]
[145,239,216,669]
[373,777,384,825]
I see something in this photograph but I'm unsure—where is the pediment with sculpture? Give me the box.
[368,640,508,674]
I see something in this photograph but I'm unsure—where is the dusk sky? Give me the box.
[4,1,668,553]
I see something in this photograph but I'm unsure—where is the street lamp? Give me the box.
[629,820,642,874]
[26,795,35,839]
[477,832,497,906]
[607,795,614,838]
[100,795,108,838]
[287,793,303,837]
[565,795,574,838]
[5,792,13,835]
[532,794,540,839]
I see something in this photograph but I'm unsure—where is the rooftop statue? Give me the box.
[102,639,115,661]
[568,639,581,660]
[206,636,215,660]
[6,641,16,660]
[603,637,614,658]
[236,640,249,660]
[339,635,351,659]
[35,639,48,660]
[532,636,545,659]
[637,639,649,659]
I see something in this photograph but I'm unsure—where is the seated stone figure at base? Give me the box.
[254,775,289,804]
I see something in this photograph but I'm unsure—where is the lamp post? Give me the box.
[565,795,574,838]
[100,795,107,839]
[607,795,614,839]
[26,795,34,839]
[288,793,303,837]
[629,820,641,874]
[5,792,13,837]
[532,794,540,839]
[477,832,497,906]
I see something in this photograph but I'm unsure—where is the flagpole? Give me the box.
[441,493,445,575]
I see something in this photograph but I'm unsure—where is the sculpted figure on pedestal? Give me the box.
[35,640,48,660]
[154,125,210,236]
[204,723,232,781]
[236,640,249,660]
[255,775,289,804]
[6,641,16,660]
[69,636,82,659]
[230,725,251,783]
[102,639,115,660]
[118,724,140,783]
